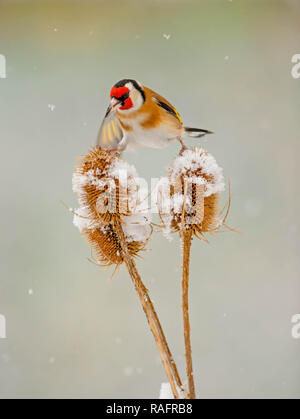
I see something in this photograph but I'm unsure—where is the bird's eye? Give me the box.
[119,96,133,110]
[118,92,129,108]
[121,92,129,101]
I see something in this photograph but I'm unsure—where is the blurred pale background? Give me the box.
[0,0,299,398]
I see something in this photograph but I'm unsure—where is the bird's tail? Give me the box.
[184,127,213,138]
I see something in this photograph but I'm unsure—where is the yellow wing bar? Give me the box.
[97,113,124,149]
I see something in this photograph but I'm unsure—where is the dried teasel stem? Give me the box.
[113,217,183,399]
[158,147,231,399]
[180,179,196,399]
[181,228,195,399]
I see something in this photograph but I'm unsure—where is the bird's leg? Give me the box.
[178,137,187,155]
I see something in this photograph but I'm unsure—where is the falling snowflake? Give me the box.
[115,337,122,345]
[123,366,134,376]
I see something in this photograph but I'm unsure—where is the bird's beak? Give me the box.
[110,97,120,110]
[105,97,120,117]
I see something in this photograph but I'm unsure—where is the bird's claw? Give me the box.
[178,138,188,155]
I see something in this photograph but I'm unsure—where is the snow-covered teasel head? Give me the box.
[157,147,227,241]
[72,148,151,266]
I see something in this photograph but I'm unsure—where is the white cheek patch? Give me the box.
[131,89,144,111]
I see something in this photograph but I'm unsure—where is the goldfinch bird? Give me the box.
[97,79,212,151]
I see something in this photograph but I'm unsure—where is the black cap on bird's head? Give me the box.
[112,79,145,98]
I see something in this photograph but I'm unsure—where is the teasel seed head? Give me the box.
[158,147,227,241]
[72,148,137,225]
[72,148,151,266]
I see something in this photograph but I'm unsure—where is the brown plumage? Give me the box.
[118,87,182,128]
[97,79,212,151]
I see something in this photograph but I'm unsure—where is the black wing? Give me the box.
[153,97,183,124]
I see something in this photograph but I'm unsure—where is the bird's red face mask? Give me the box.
[110,86,133,110]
